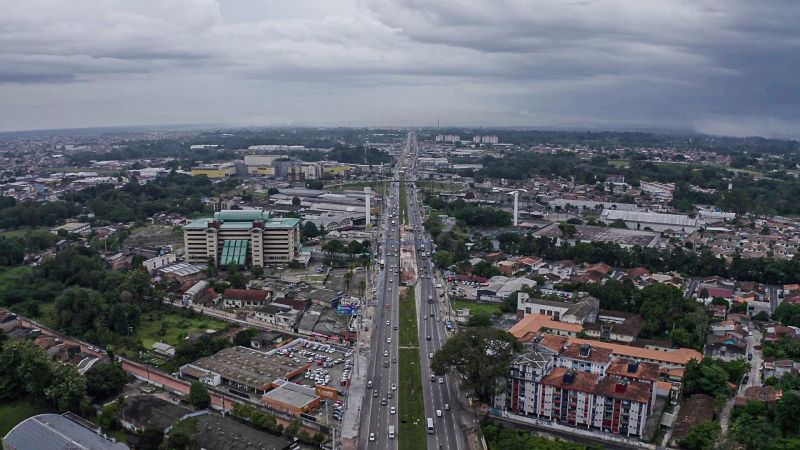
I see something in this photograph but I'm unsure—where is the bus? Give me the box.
[379,259,385,268]
[427,418,435,434]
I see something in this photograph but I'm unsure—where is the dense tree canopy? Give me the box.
[431,327,522,402]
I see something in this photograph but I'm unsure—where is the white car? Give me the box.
[390,406,396,415]
[436,409,442,417]
[369,432,376,442]
[386,337,392,344]
[391,383,397,391]
[386,320,390,326]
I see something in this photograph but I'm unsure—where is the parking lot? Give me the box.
[273,339,355,424]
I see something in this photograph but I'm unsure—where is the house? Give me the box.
[182,280,209,304]
[222,288,270,309]
[763,359,799,380]
[516,293,599,324]
[152,342,176,358]
[118,395,194,433]
[707,334,747,361]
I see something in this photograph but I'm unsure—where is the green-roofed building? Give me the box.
[184,209,300,267]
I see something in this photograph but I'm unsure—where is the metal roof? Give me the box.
[3,414,129,450]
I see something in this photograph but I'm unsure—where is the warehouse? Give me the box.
[600,210,702,234]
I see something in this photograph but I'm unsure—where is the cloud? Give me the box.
[0,0,797,137]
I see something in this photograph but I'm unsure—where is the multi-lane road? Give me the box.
[358,147,404,449]
[359,131,467,449]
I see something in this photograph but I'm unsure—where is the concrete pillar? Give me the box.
[365,187,371,226]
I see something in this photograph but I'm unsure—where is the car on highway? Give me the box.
[390,406,396,415]
[367,380,372,388]
[444,403,450,410]
[383,350,389,357]
[381,397,387,405]
[436,409,442,417]
[426,335,431,340]
[438,377,444,384]
[393,325,398,330]
[373,390,379,397]
[429,352,434,358]
[430,374,435,381]
[385,320,390,326]
[391,383,397,391]
[369,433,375,442]
[386,337,392,343]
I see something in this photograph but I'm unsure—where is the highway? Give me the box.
[358,140,406,449]
[405,133,466,450]
[359,131,467,449]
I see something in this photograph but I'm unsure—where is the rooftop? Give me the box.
[541,367,600,393]
[194,414,292,450]
[262,379,319,409]
[188,346,305,392]
[121,395,191,432]
[3,413,129,450]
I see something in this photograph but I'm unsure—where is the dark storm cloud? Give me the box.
[0,0,797,137]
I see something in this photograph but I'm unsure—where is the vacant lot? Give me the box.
[0,399,50,436]
[125,224,185,252]
[135,309,227,349]
[453,299,502,317]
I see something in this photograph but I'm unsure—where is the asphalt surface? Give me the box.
[358,132,467,449]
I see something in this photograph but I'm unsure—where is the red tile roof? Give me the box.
[606,358,660,383]
[223,288,269,302]
[595,378,652,404]
[560,343,613,365]
[541,367,600,394]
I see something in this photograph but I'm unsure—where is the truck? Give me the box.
[388,425,396,439]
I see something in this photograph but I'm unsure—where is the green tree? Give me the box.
[679,420,720,450]
[432,250,454,269]
[683,359,730,397]
[85,362,127,398]
[189,381,211,409]
[45,363,87,412]
[323,239,344,255]
[301,221,320,240]
[431,327,522,402]
[346,240,363,259]
[0,236,25,266]
[233,328,258,347]
[775,392,800,436]
[472,260,500,278]
[138,428,165,450]
[97,402,118,430]
[251,265,264,278]
[168,418,198,450]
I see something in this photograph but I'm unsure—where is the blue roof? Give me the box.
[3,414,129,450]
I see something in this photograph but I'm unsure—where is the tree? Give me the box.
[0,236,25,266]
[775,392,800,436]
[45,363,87,412]
[292,196,301,206]
[189,381,211,409]
[251,265,264,278]
[432,250,454,269]
[472,260,500,278]
[97,402,118,430]
[306,180,324,190]
[468,312,492,327]
[285,420,301,437]
[754,311,770,321]
[346,240,363,259]
[168,418,198,450]
[683,359,731,397]
[431,327,522,402]
[301,221,320,240]
[323,239,344,255]
[86,362,127,398]
[679,420,720,450]
[233,328,258,347]
[558,223,578,239]
[138,428,165,450]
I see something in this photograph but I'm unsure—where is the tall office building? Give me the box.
[184,210,300,267]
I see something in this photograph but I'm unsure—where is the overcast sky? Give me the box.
[1,0,798,137]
